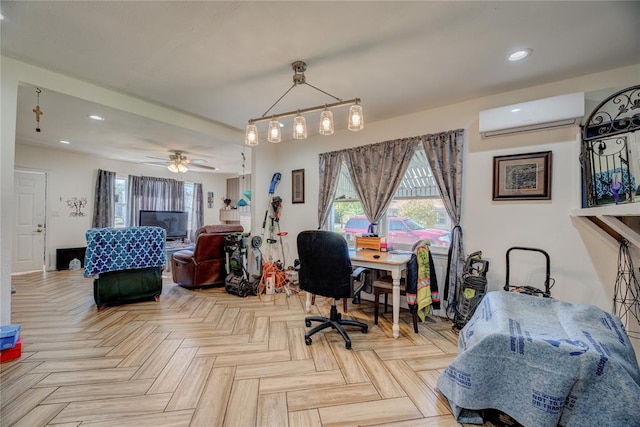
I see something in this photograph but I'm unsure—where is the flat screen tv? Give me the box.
[138,210,189,241]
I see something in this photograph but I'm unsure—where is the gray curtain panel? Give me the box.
[127,175,185,226]
[317,150,344,229]
[190,182,204,241]
[344,138,418,233]
[421,129,465,311]
[92,169,116,228]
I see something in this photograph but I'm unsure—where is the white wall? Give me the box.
[15,144,231,271]
[1,56,20,324]
[261,64,640,315]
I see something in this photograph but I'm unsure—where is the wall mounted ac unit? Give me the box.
[479,92,585,139]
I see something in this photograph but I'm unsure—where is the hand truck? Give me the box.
[503,246,553,298]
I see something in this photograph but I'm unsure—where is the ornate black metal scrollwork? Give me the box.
[582,85,640,142]
[581,85,640,207]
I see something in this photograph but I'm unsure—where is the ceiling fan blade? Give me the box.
[146,155,170,161]
[142,162,170,168]
[189,163,219,171]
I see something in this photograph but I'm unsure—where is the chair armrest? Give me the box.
[351,267,370,295]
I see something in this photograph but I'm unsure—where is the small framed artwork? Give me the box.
[493,151,552,200]
[292,169,305,204]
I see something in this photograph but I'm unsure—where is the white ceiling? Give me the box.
[2,1,639,174]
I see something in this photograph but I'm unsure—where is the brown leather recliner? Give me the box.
[171,224,244,288]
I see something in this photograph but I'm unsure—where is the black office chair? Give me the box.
[297,230,369,349]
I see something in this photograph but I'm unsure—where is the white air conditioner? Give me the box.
[479,92,585,138]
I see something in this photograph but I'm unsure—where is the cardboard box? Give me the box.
[355,236,381,251]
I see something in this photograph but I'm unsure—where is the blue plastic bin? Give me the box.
[0,324,21,350]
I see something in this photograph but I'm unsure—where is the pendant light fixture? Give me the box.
[319,107,334,135]
[245,60,363,145]
[245,124,259,146]
[293,113,307,139]
[267,118,281,143]
[348,102,364,131]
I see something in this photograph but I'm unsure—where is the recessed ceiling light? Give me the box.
[59,140,71,144]
[88,115,105,121]
[508,49,532,62]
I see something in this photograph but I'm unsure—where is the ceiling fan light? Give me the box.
[267,118,281,143]
[245,123,259,146]
[319,108,334,135]
[177,163,188,173]
[293,114,307,139]
[348,103,364,131]
[168,163,179,173]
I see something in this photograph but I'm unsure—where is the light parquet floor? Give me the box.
[2,270,474,427]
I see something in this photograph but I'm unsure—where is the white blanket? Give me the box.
[437,291,640,426]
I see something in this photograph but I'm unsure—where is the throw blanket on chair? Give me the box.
[406,242,440,320]
[84,226,165,276]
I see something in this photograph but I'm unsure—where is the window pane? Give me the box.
[388,145,451,250]
[114,176,127,228]
[184,182,194,233]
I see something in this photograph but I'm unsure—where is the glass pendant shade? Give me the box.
[168,163,179,173]
[293,114,307,139]
[268,119,281,143]
[245,123,259,146]
[177,163,188,173]
[319,108,334,135]
[348,104,364,131]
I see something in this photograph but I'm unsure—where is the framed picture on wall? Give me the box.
[292,169,305,204]
[493,151,552,200]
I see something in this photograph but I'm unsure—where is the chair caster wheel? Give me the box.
[305,337,312,345]
[361,326,368,334]
[345,341,352,349]
[305,320,311,327]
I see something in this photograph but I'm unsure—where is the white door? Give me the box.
[13,171,46,273]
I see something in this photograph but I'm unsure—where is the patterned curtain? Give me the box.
[189,182,204,241]
[344,138,418,233]
[421,129,465,312]
[92,169,116,228]
[127,175,185,226]
[317,151,344,229]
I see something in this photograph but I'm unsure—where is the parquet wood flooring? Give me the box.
[1,270,472,426]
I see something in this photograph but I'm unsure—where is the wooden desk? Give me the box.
[304,249,411,339]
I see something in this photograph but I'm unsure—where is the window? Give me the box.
[183,182,195,233]
[114,176,127,227]
[331,145,451,250]
[112,176,196,231]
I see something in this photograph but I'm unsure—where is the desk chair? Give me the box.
[297,230,369,349]
[373,275,418,333]
[373,240,438,333]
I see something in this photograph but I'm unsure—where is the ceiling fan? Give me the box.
[144,150,218,173]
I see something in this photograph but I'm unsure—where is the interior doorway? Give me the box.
[13,170,47,273]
